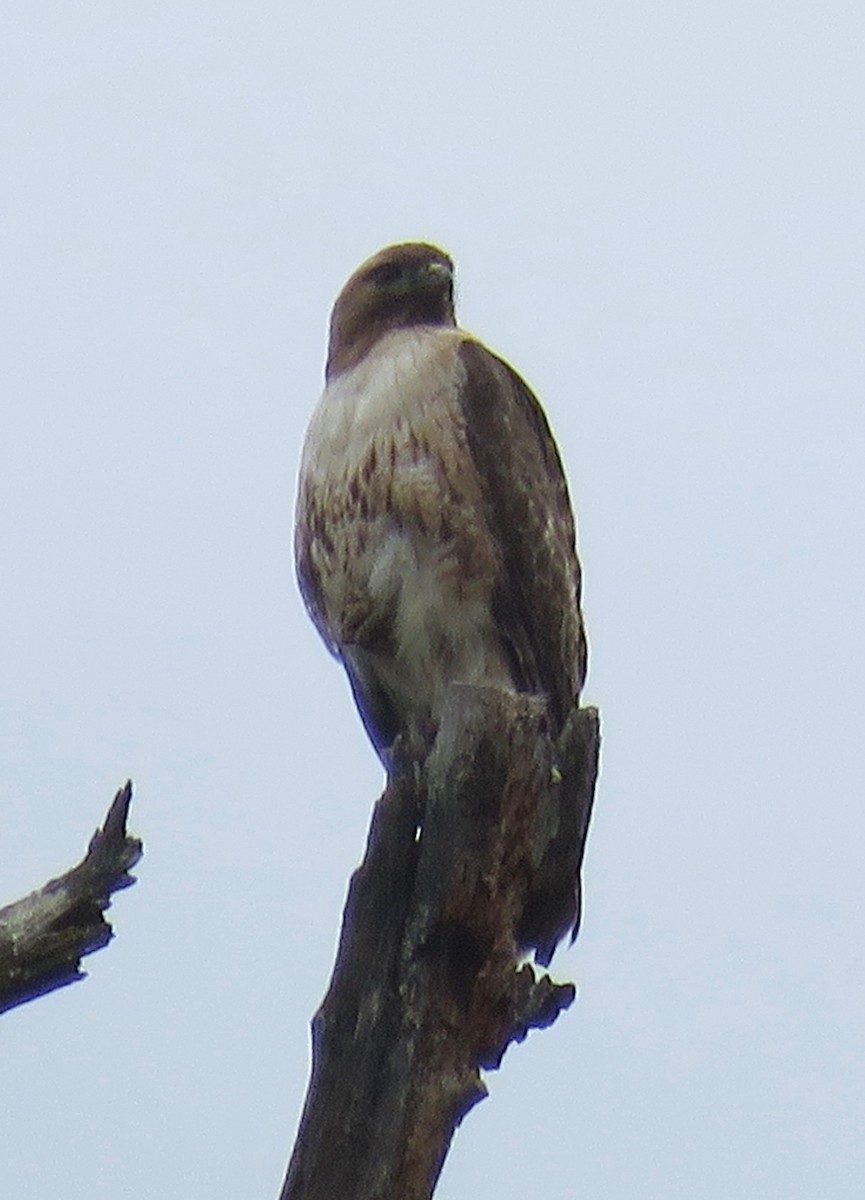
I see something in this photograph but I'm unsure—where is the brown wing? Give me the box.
[456,338,587,735]
[457,338,594,962]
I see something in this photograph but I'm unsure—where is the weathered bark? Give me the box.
[0,781,142,1015]
[281,685,600,1200]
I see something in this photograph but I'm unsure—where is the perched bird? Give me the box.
[295,242,587,767]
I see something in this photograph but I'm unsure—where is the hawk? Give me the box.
[295,242,587,766]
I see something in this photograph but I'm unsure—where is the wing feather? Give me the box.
[456,338,587,734]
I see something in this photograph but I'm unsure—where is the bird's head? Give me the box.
[326,242,456,379]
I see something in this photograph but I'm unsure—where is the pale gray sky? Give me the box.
[2,4,863,1197]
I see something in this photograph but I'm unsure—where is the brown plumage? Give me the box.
[295,242,587,761]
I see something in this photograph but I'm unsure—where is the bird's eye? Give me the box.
[372,263,403,288]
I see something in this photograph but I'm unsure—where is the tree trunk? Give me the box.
[281,685,600,1200]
